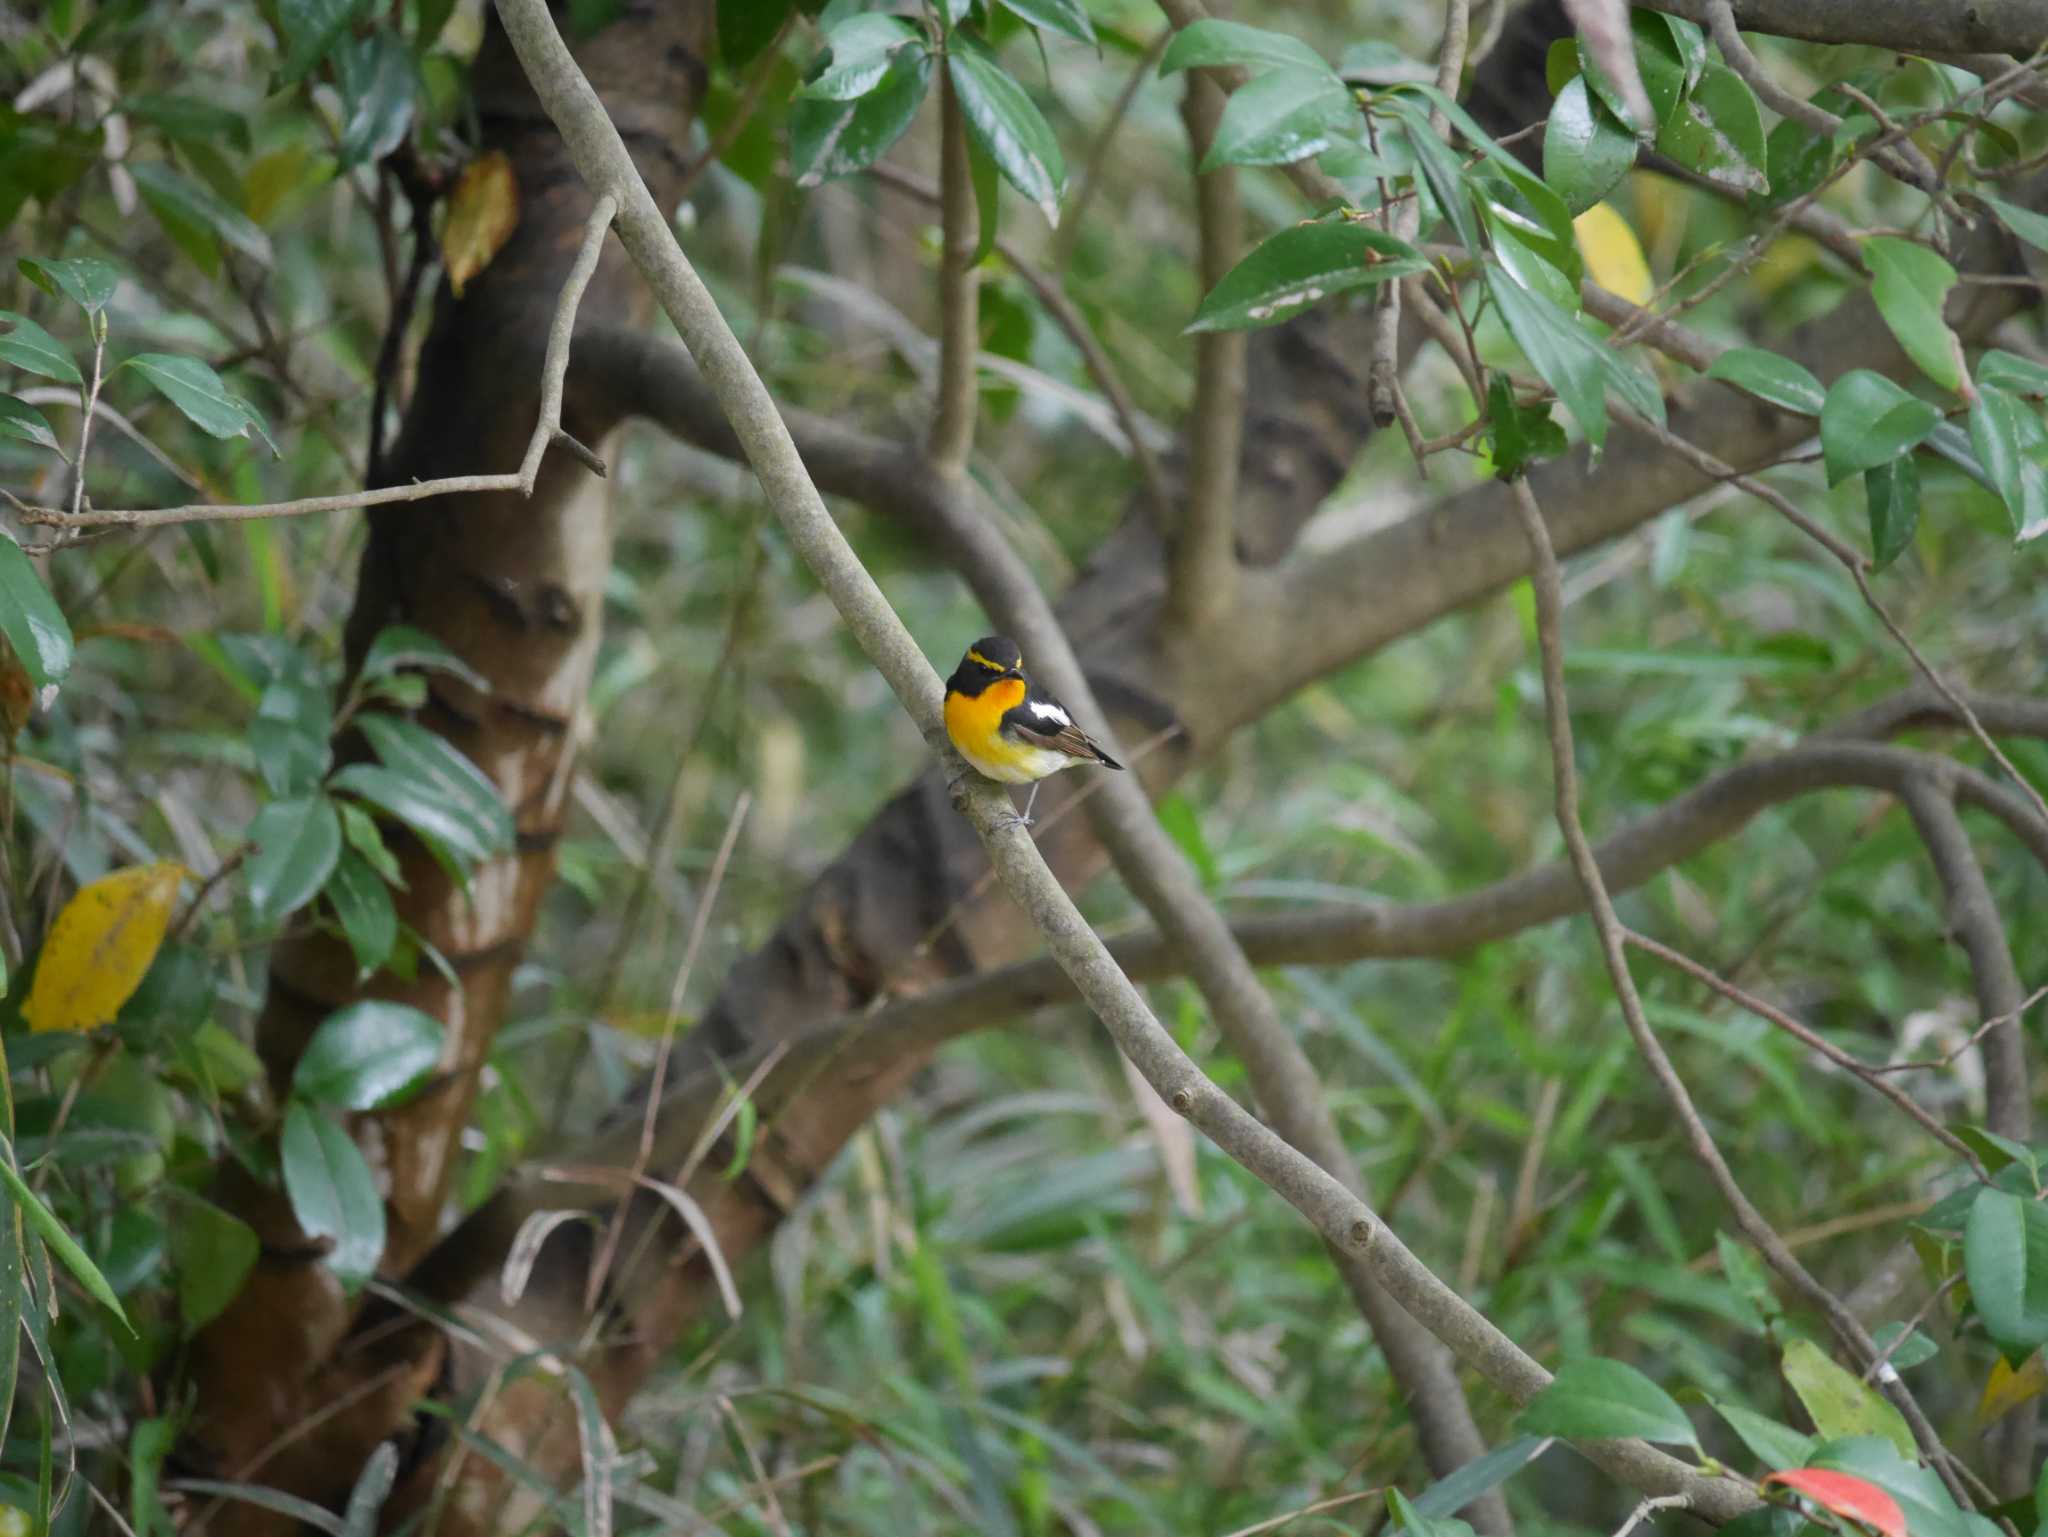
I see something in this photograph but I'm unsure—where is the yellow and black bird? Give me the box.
[944,635,1123,825]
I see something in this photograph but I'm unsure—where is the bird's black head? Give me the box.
[947,635,1024,696]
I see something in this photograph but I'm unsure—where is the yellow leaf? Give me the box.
[442,151,520,299]
[1978,1351,2048,1427]
[1575,202,1653,305]
[23,863,191,1034]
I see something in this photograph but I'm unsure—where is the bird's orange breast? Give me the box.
[945,677,1026,757]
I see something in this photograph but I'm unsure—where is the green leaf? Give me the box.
[1967,1189,2048,1357]
[1389,102,1481,253]
[1867,1323,1938,1371]
[1807,1438,1978,1537]
[0,1149,132,1332]
[355,713,513,856]
[339,800,405,887]
[718,0,790,68]
[1543,76,1637,215]
[1516,1356,1699,1447]
[795,15,924,102]
[278,0,370,82]
[1486,373,1567,478]
[340,1442,399,1537]
[130,1414,175,1537]
[1712,1400,1817,1469]
[1159,19,1332,77]
[1864,454,1920,570]
[334,763,494,865]
[0,395,61,454]
[790,47,931,186]
[1967,385,2048,541]
[1387,1487,1474,1537]
[1410,1436,1550,1517]
[1958,1126,2041,1182]
[323,851,397,979]
[245,794,343,926]
[279,1103,384,1291]
[948,39,1066,224]
[1201,66,1355,172]
[119,93,253,153]
[166,1193,257,1330]
[0,312,81,386]
[1655,63,1766,194]
[162,1481,343,1537]
[996,0,1094,47]
[17,257,118,315]
[1977,350,2048,399]
[123,352,274,450]
[1154,794,1218,888]
[129,160,273,271]
[1781,1338,1915,1457]
[1818,370,1941,486]
[334,29,416,170]
[1488,261,1616,451]
[1977,192,2048,255]
[292,1000,444,1110]
[1705,347,1825,416]
[1187,221,1427,332]
[1864,237,1959,391]
[359,624,490,693]
[0,537,72,692]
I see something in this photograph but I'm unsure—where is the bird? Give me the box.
[943,635,1124,826]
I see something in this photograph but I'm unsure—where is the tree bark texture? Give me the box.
[177,2,712,1523]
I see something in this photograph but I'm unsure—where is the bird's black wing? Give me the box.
[1001,685,1124,769]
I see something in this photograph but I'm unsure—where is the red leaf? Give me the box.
[1764,1470,1907,1537]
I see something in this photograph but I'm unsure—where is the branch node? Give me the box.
[551,427,608,477]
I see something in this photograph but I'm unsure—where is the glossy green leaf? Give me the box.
[17,257,118,315]
[1487,261,1615,450]
[278,0,370,81]
[355,712,513,855]
[1967,385,2048,541]
[338,799,405,887]
[1409,1436,1549,1518]
[1967,1189,2048,1357]
[1384,100,1479,252]
[1978,192,2048,255]
[1781,1339,1916,1456]
[335,30,415,169]
[292,1000,444,1110]
[280,1103,384,1291]
[1655,62,1766,194]
[1711,1400,1817,1469]
[324,851,397,979]
[1977,349,2048,399]
[167,1193,257,1330]
[1202,66,1355,172]
[0,1150,131,1332]
[997,0,1094,46]
[1187,221,1427,332]
[795,15,924,102]
[332,764,490,865]
[1864,454,1919,569]
[130,161,273,270]
[123,352,274,449]
[1867,1323,1938,1370]
[1864,237,1959,391]
[0,395,60,454]
[790,47,931,186]
[359,624,490,693]
[244,794,342,926]
[1818,370,1941,486]
[1592,12,1683,129]
[1517,1356,1699,1447]
[1337,39,1432,85]
[1159,19,1331,77]
[0,312,81,386]
[0,536,72,692]
[1543,76,1637,215]
[1704,347,1824,415]
[948,40,1066,222]
[1486,374,1569,479]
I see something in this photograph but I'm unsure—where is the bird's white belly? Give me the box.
[960,741,1076,784]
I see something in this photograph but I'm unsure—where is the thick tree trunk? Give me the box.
[178,3,711,1522]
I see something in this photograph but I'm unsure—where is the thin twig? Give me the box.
[16,196,619,535]
[68,318,107,519]
[928,68,979,477]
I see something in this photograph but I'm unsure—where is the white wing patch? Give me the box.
[1026,699,1071,727]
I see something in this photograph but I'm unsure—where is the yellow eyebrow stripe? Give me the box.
[966,649,1016,672]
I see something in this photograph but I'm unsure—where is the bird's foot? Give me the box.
[994,811,1036,831]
